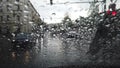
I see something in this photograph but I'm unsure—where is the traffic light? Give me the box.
[106,10,117,16]
[50,0,53,5]
[112,11,117,16]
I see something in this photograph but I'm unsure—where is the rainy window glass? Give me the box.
[7,15,10,21]
[0,16,3,21]
[16,0,19,2]
[0,6,2,12]
[17,15,20,21]
[6,5,12,11]
[0,0,120,68]
[6,0,9,2]
[6,5,9,11]
[17,5,20,10]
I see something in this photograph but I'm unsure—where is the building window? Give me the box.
[7,5,12,11]
[0,9,2,12]
[7,15,10,21]
[6,0,9,2]
[17,5,20,10]
[0,0,2,2]
[0,5,2,12]
[7,5,10,11]
[0,16,3,21]
[0,6,2,12]
[13,13,15,17]
[17,15,20,21]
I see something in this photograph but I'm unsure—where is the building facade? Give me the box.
[0,0,41,33]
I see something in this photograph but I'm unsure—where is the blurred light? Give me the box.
[24,51,30,63]
[112,11,117,16]
[11,52,16,61]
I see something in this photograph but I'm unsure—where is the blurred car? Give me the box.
[66,31,80,39]
[12,33,36,49]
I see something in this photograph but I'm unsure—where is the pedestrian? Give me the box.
[107,0,117,15]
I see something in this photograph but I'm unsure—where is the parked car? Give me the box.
[12,33,36,50]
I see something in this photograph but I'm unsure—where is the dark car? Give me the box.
[12,33,36,50]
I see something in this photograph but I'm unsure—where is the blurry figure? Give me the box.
[50,0,53,5]
[109,0,116,11]
[107,0,117,16]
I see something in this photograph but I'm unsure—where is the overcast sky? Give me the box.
[30,0,120,24]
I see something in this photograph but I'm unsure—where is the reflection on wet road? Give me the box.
[0,32,90,68]
[34,32,90,68]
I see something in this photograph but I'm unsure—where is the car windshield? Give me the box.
[0,0,120,68]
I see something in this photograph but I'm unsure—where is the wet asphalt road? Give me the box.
[0,32,90,68]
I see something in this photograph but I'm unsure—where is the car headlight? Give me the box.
[25,39,29,41]
[12,40,15,42]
